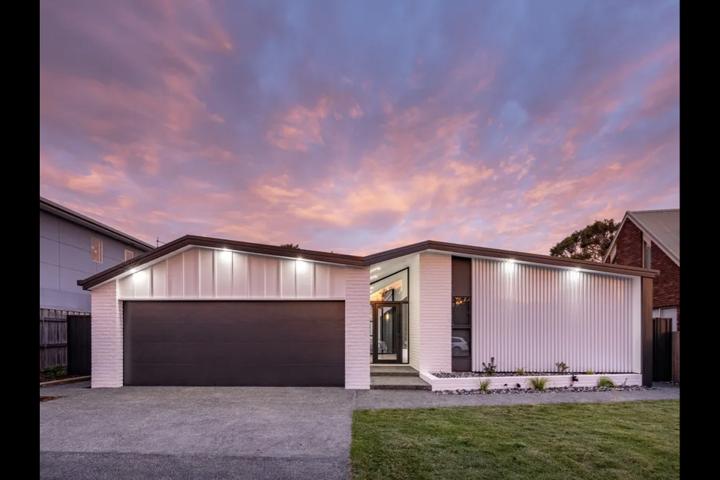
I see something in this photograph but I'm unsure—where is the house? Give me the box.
[40,196,154,314]
[78,234,658,389]
[604,209,680,330]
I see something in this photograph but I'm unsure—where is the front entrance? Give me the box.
[371,302,407,364]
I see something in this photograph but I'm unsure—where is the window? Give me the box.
[609,245,617,264]
[452,297,471,357]
[643,240,651,268]
[91,237,103,263]
[125,250,134,261]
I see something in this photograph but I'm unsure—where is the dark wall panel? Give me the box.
[451,257,472,297]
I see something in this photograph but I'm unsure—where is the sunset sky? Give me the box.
[39,0,679,255]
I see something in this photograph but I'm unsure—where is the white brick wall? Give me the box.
[345,267,370,389]
[418,253,452,372]
[90,281,123,388]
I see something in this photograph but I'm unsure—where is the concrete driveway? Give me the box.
[41,382,679,479]
[40,383,356,480]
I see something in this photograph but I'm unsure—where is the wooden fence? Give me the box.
[672,331,680,383]
[40,309,90,371]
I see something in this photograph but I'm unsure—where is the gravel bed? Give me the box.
[435,385,654,395]
[430,371,633,378]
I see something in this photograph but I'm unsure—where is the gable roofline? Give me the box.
[41,196,155,252]
[78,235,658,290]
[603,209,680,266]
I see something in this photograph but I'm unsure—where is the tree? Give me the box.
[549,219,619,262]
[279,243,299,249]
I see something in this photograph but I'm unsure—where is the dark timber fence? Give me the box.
[40,309,91,372]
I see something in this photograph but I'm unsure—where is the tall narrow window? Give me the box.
[91,237,103,263]
[451,256,472,372]
[125,250,134,261]
[643,240,651,268]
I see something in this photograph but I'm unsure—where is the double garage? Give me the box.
[123,300,346,387]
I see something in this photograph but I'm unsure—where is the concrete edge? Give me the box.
[40,376,91,388]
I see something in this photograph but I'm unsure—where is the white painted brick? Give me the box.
[344,267,370,389]
[90,281,123,388]
[418,253,452,372]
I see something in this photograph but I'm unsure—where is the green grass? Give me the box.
[351,400,679,480]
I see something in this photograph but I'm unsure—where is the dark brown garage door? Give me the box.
[123,301,345,386]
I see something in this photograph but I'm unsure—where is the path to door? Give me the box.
[40,382,679,480]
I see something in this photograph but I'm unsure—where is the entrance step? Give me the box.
[371,365,419,377]
[370,376,432,390]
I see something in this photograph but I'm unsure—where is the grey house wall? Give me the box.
[40,210,147,312]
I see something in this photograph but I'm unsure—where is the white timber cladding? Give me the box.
[117,247,348,300]
[90,281,123,387]
[471,258,639,373]
[418,253,452,372]
[345,267,371,389]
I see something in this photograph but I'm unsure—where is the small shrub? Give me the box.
[515,368,525,376]
[479,379,491,392]
[555,362,569,374]
[571,375,579,382]
[529,377,549,391]
[597,376,616,388]
[44,366,67,380]
[586,370,595,375]
[482,357,497,376]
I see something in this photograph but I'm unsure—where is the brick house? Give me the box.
[604,209,680,330]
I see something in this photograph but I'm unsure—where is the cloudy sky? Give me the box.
[40,0,679,255]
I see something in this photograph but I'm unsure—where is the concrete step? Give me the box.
[370,365,419,377]
[370,376,432,391]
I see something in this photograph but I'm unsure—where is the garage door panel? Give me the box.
[123,301,345,386]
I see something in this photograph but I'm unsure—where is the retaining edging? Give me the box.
[419,372,643,391]
[40,376,91,388]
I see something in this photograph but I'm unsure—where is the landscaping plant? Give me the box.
[597,376,616,388]
[515,368,525,376]
[555,362,569,374]
[586,370,595,375]
[482,357,497,376]
[529,377,550,391]
[479,378,491,392]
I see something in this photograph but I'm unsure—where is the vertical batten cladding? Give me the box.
[117,247,348,300]
[471,258,637,373]
[90,280,122,387]
[345,267,370,389]
[419,253,452,372]
[408,255,421,370]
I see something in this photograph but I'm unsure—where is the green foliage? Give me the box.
[597,376,616,388]
[529,377,550,391]
[479,379,492,392]
[549,219,619,262]
[555,362,569,374]
[515,368,525,376]
[586,370,595,375]
[44,366,67,380]
[279,244,300,249]
[482,357,497,376]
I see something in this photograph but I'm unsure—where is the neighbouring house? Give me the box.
[78,235,658,389]
[604,209,680,330]
[41,196,155,313]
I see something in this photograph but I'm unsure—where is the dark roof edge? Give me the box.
[364,240,659,278]
[78,235,365,289]
[80,235,658,290]
[41,196,155,251]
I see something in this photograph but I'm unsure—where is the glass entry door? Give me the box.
[371,302,403,363]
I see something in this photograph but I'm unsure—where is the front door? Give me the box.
[371,302,403,363]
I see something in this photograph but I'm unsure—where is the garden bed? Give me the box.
[435,385,653,395]
[40,367,82,384]
[420,371,643,391]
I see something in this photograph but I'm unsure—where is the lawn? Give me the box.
[351,400,679,480]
